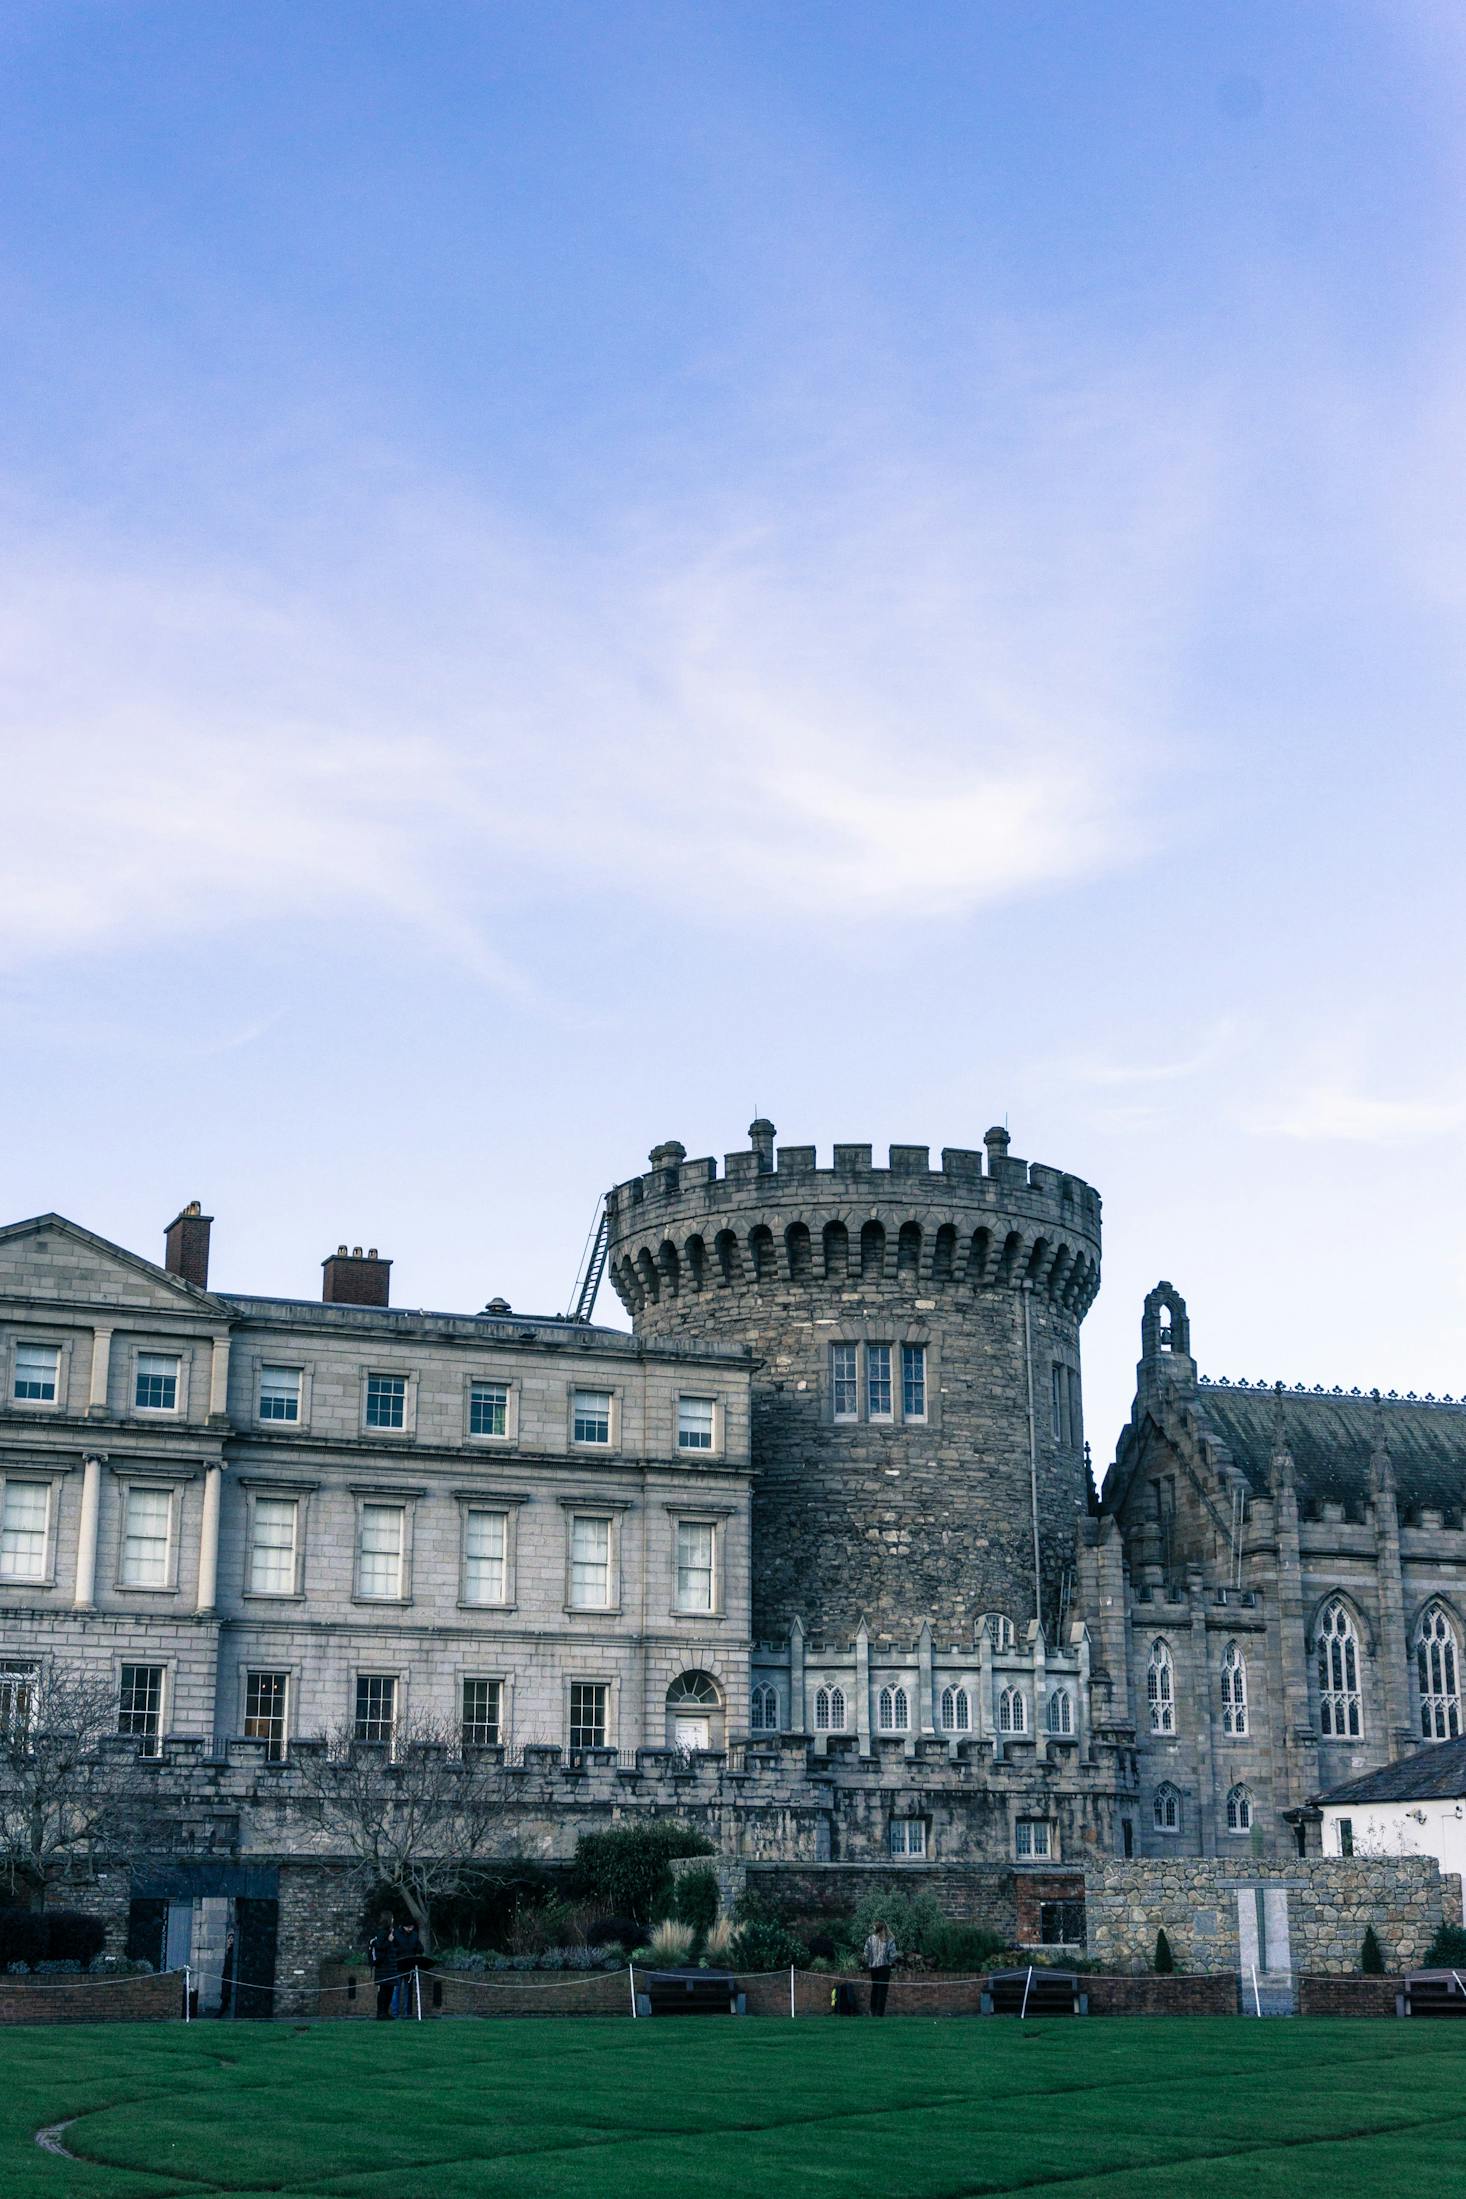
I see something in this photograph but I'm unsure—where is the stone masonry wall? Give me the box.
[1085,1856,1448,1975]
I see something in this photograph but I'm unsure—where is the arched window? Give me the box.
[1153,1781,1180,1834]
[998,1686,1026,1734]
[814,1686,846,1732]
[1417,1603,1461,1740]
[1220,1641,1248,1736]
[749,1683,777,1732]
[666,1670,721,1753]
[1147,1639,1175,1734]
[1225,1783,1253,1834]
[940,1686,971,1733]
[989,1614,1015,1652]
[876,1686,909,1731]
[860,1219,886,1280]
[1046,1688,1073,1736]
[1317,1599,1362,1737]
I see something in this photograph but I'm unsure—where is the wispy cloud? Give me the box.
[1067,1020,1245,1089]
[1258,1082,1466,1143]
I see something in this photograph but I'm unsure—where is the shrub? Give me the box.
[703,1917,735,1961]
[1425,1923,1466,1967]
[671,1868,720,1936]
[1154,1929,1175,1974]
[0,1910,104,1973]
[805,1933,839,1962]
[730,1897,808,1972]
[586,1916,641,1951]
[1361,1925,1386,1975]
[926,1924,1008,1974]
[849,1888,949,1962]
[44,1913,105,1967]
[646,1920,695,1964]
[569,1825,713,1924]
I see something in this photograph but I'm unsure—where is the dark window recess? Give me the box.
[1039,1900,1087,1946]
[126,1897,167,1972]
[1121,1819,1134,1858]
[233,1896,278,2018]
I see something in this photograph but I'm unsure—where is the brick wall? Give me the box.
[0,1971,179,2025]
[1296,1975,1403,2016]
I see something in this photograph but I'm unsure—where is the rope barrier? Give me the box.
[0,1965,186,1991]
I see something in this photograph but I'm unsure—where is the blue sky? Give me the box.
[3,1,1464,1461]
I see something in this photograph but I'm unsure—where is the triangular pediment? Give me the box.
[0,1214,227,1320]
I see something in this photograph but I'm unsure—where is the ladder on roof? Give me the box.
[568,1202,610,1324]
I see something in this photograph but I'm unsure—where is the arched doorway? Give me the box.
[666,1671,722,1752]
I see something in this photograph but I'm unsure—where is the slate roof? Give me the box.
[1193,1383,1466,1517]
[1316,1737,1466,1806]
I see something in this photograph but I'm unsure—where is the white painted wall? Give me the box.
[1320,1794,1466,1881]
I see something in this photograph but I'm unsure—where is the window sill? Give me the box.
[0,1575,55,1591]
[242,1591,306,1604]
[351,1596,413,1609]
[672,1607,724,1621]
[465,1434,514,1446]
[564,1604,622,1618]
[457,1599,517,1614]
[362,1427,413,1440]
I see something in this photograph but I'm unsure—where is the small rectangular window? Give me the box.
[1039,1900,1086,1946]
[831,1343,858,1420]
[461,1677,502,1749]
[0,1661,37,1737]
[866,1344,893,1419]
[675,1520,715,1611]
[258,1367,301,1423]
[572,1390,611,1445]
[247,1496,299,1596]
[13,1343,59,1402]
[134,1353,179,1413]
[120,1487,171,1588]
[568,1680,607,1751]
[1015,1819,1052,1859]
[569,1514,611,1607]
[470,1382,508,1438]
[365,1374,406,1430]
[677,1396,715,1450]
[244,1671,288,1762]
[888,1819,927,1857]
[1067,1367,1081,1450]
[1051,1362,1065,1443]
[1338,1817,1354,1858]
[358,1503,406,1599]
[901,1344,926,1420]
[463,1509,508,1605]
[0,1481,49,1581]
[354,1673,397,1744]
[119,1663,164,1757]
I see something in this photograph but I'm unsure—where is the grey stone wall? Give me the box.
[1085,1855,1449,1975]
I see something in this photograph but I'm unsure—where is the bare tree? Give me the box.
[0,1662,148,1902]
[288,1716,532,1945]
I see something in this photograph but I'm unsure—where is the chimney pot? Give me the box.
[163,1204,213,1290]
[322,1246,392,1307]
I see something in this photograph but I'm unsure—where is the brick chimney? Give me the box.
[164,1202,213,1289]
[322,1244,392,1307]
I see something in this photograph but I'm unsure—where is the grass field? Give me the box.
[5,2017,1466,2199]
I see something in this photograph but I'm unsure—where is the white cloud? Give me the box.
[1259,1083,1466,1143]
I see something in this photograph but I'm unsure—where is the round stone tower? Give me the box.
[604,1122,1101,1645]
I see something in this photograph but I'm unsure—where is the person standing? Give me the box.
[218,1925,236,2018]
[863,1918,899,2016]
[368,1916,399,2020]
[394,1919,423,2018]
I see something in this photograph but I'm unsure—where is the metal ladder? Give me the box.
[568,1203,610,1323]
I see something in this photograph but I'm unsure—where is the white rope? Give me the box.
[0,1965,183,1991]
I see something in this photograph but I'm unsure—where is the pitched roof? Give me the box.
[1317,1737,1466,1806]
[1194,1383,1466,1517]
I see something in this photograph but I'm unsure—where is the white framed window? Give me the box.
[0,1480,50,1583]
[998,1686,1026,1734]
[814,1685,846,1731]
[461,1677,503,1749]
[469,1382,508,1439]
[364,1373,406,1431]
[357,1502,406,1600]
[119,1662,165,1757]
[750,1682,778,1732]
[1046,1687,1073,1736]
[831,1343,858,1421]
[989,1614,1015,1652]
[1317,1599,1362,1738]
[572,1389,612,1446]
[569,1514,612,1608]
[1015,1818,1051,1859]
[134,1353,180,1414]
[866,1344,893,1420]
[1220,1641,1248,1736]
[1153,1781,1181,1833]
[675,1519,716,1612]
[244,1670,288,1762]
[888,1818,927,1857]
[1147,1638,1175,1734]
[119,1486,173,1589]
[568,1679,608,1751]
[463,1509,509,1605]
[258,1366,301,1423]
[247,1495,299,1596]
[940,1685,970,1733]
[1225,1782,1253,1834]
[354,1672,397,1745]
[877,1685,909,1731]
[13,1342,59,1404]
[901,1344,927,1420]
[1417,1603,1461,1740]
[677,1396,716,1451]
[0,1660,37,1737]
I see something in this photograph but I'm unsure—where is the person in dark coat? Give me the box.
[393,1921,423,2017]
[368,1915,399,2020]
[219,1926,236,2017]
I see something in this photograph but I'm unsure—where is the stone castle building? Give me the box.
[2,1116,1464,1994]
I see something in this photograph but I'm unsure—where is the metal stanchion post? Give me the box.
[789,1964,795,2018]
[414,1966,423,2021]
[628,1964,638,2018]
[183,1966,192,2023]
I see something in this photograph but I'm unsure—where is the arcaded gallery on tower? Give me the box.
[3,1117,1466,1989]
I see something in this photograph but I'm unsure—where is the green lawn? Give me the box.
[5,2017,1466,2199]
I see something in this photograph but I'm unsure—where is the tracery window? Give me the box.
[1153,1781,1180,1833]
[814,1686,846,1732]
[940,1686,970,1733]
[1417,1603,1461,1740]
[1220,1641,1248,1736]
[998,1686,1026,1734]
[877,1686,909,1732]
[1317,1598,1362,1738]
[1046,1688,1073,1736]
[750,1683,778,1732]
[1225,1782,1253,1833]
[1147,1638,1175,1734]
[989,1614,1015,1652]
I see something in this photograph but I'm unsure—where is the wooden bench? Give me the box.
[639,1968,742,2016]
[982,1968,1086,2016]
[1399,1970,1466,2018]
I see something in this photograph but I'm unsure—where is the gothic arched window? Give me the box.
[1220,1641,1248,1736]
[876,1686,908,1732]
[1317,1599,1362,1738]
[749,1683,777,1732]
[989,1614,1015,1652]
[815,1686,846,1732]
[1153,1781,1180,1833]
[940,1686,970,1733]
[1225,1782,1253,1833]
[1046,1688,1073,1736]
[998,1686,1026,1734]
[1147,1639,1175,1734]
[1417,1603,1461,1739]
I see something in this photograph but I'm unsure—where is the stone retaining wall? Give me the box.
[1085,1856,1445,1974]
[0,1971,179,2025]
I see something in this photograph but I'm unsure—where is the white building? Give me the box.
[1317,1737,1466,1882]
